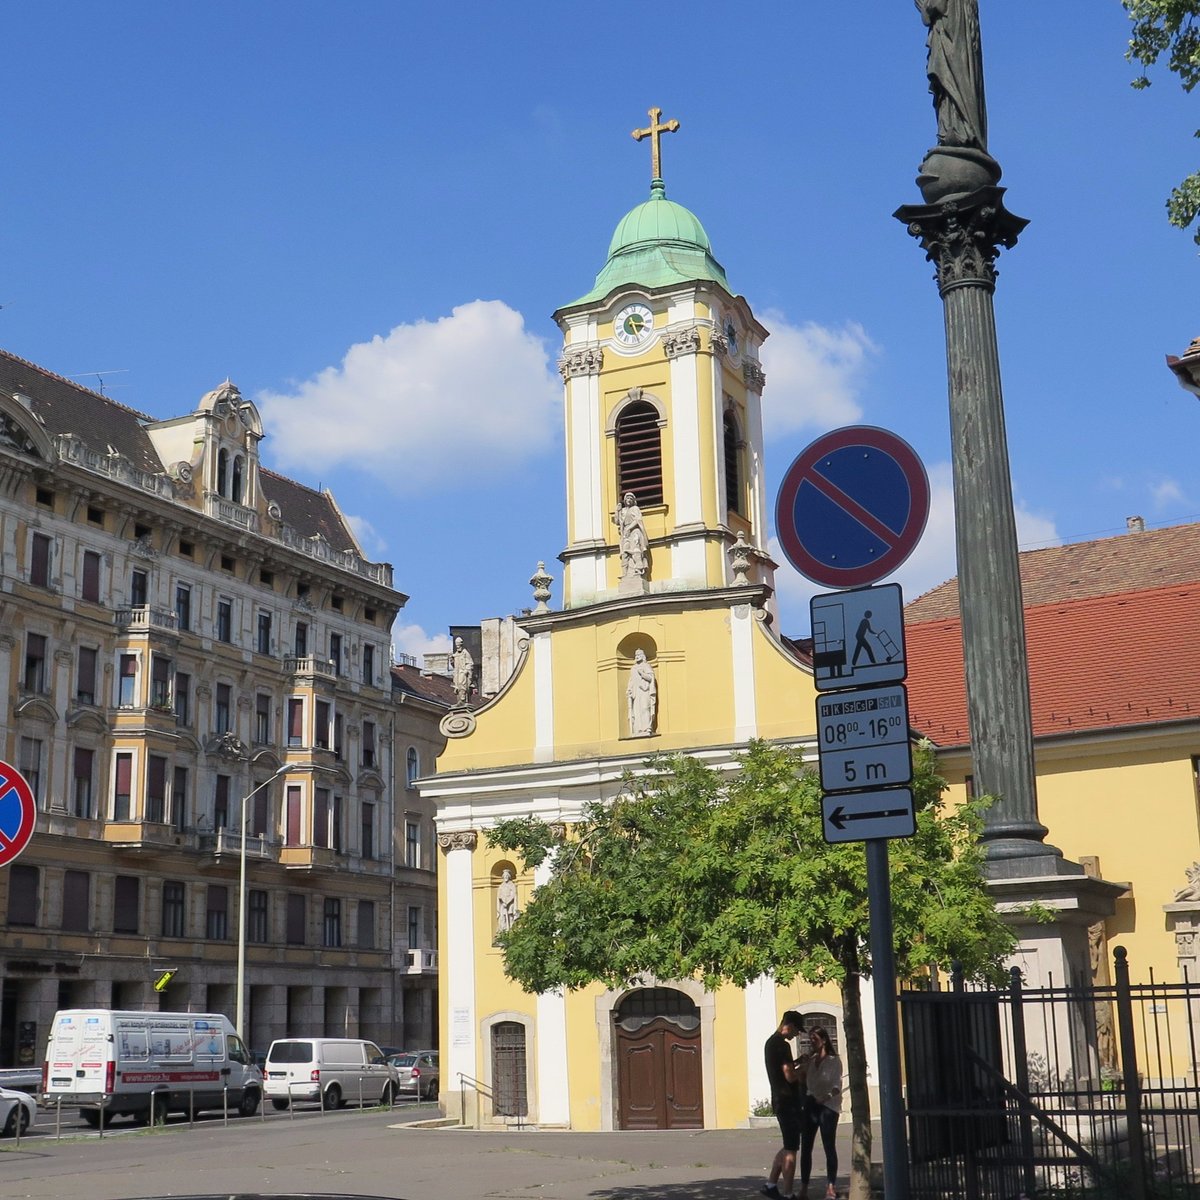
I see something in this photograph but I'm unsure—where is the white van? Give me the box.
[262,1037,398,1110]
[42,1009,262,1126]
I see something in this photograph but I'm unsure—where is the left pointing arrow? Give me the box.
[828,804,911,830]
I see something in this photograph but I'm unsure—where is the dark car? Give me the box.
[385,1050,439,1100]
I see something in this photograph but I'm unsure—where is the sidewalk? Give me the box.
[0,1112,877,1200]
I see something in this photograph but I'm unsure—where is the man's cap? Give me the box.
[781,1010,802,1028]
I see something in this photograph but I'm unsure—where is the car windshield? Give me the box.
[266,1041,313,1064]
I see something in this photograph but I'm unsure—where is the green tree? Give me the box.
[487,740,1015,1200]
[1124,0,1200,242]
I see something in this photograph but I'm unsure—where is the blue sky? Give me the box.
[2,3,1196,658]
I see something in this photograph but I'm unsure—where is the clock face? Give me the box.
[723,318,739,356]
[614,304,654,346]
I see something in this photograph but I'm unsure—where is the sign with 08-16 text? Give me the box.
[815,684,913,794]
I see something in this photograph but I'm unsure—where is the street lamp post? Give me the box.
[236,764,288,1041]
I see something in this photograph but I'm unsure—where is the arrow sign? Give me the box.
[821,788,915,844]
[828,803,912,829]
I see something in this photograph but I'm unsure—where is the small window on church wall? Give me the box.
[616,401,663,506]
[723,410,743,515]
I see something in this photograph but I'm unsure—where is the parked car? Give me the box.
[386,1050,439,1100]
[263,1038,398,1110]
[0,1086,36,1137]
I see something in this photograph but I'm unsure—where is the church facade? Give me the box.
[424,119,850,1129]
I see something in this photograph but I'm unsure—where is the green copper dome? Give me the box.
[566,179,730,308]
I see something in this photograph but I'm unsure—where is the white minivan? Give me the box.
[42,1009,262,1126]
[263,1037,398,1110]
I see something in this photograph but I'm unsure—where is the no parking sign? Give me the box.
[0,759,36,868]
[775,426,930,590]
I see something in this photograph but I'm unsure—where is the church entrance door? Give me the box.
[614,988,703,1130]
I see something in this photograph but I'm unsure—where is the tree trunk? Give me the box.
[839,952,873,1200]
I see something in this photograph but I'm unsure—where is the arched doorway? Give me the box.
[614,986,703,1130]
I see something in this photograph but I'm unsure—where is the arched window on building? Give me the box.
[723,408,743,516]
[232,455,244,504]
[615,400,663,507]
[406,747,419,788]
[216,449,228,497]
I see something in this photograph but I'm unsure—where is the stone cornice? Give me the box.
[520,582,773,633]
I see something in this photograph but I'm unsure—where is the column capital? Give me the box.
[438,829,478,852]
[558,347,604,380]
[895,185,1028,295]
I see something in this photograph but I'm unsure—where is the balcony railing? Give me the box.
[283,655,337,680]
[197,827,273,860]
[116,605,180,633]
[406,947,438,974]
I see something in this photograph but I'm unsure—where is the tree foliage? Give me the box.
[487,740,1014,1200]
[1124,0,1200,243]
[488,739,1013,997]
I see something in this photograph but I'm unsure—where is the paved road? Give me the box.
[0,1109,871,1200]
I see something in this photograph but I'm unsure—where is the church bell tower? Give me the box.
[552,109,774,610]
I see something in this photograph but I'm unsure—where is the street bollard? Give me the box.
[223,1084,229,1127]
[99,1101,105,1139]
[359,1078,363,1110]
[55,1096,62,1141]
[189,1087,195,1127]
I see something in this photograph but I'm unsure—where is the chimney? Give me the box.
[1127,515,1145,533]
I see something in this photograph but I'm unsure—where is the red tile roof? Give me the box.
[905,525,1200,745]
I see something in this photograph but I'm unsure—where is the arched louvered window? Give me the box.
[616,401,663,507]
[723,410,742,515]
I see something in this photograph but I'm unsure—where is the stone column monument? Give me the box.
[895,0,1122,984]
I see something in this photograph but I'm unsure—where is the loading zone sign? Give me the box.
[815,684,913,794]
[810,583,906,691]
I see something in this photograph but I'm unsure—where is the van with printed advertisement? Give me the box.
[41,1009,262,1126]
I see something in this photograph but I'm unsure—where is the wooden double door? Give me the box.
[616,1014,703,1130]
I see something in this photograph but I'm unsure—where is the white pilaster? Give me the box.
[730,603,757,739]
[445,841,477,1096]
[533,632,554,762]
[744,975,777,1112]
[534,857,570,1125]
[669,354,703,529]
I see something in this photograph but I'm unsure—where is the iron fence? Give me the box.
[900,948,1200,1198]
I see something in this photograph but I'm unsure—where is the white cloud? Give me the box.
[770,461,1061,634]
[257,300,561,490]
[1151,477,1185,508]
[344,513,385,559]
[758,311,877,441]
[391,622,452,664]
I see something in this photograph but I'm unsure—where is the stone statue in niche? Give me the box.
[626,649,658,736]
[613,492,649,581]
[451,636,474,707]
[496,868,519,933]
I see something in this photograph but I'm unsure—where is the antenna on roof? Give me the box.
[70,369,129,396]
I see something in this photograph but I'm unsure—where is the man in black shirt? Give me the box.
[762,1010,805,1200]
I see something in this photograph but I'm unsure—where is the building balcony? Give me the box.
[204,492,261,533]
[405,947,438,974]
[103,820,195,851]
[116,605,179,634]
[278,845,342,871]
[283,655,338,682]
[198,827,274,861]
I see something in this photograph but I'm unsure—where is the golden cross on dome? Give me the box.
[631,107,680,182]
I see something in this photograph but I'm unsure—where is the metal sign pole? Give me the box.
[867,838,910,1200]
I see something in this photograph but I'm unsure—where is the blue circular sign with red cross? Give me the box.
[775,425,930,589]
[0,759,37,868]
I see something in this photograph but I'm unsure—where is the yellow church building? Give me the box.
[423,114,854,1130]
